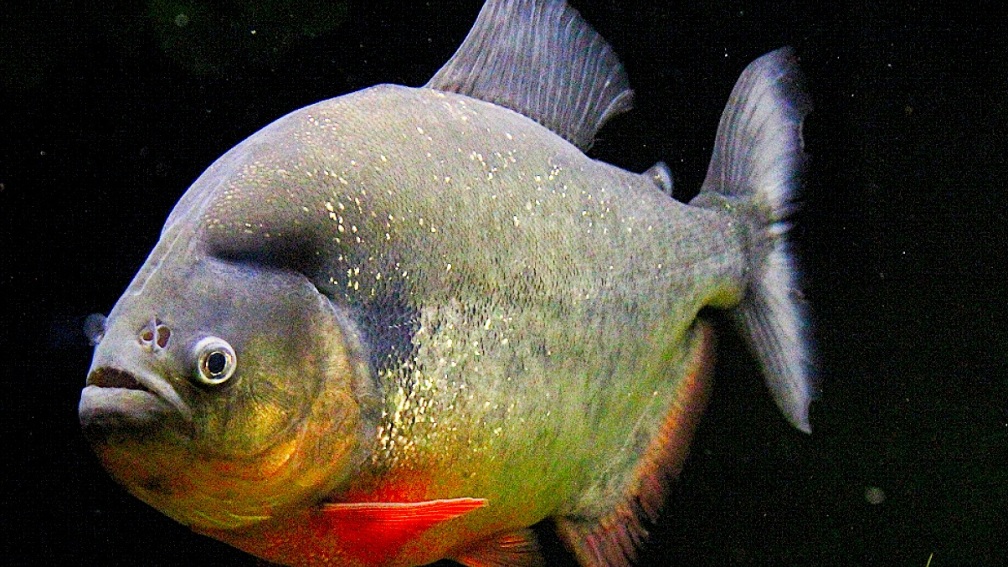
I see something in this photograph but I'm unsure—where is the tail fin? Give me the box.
[692,48,815,432]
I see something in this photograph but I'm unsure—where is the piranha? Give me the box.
[80,0,814,565]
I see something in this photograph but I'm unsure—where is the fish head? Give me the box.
[80,248,373,530]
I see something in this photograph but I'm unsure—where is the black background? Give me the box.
[2,1,1005,565]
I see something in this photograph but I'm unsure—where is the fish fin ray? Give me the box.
[693,47,816,432]
[699,47,811,205]
[425,0,633,150]
[453,528,545,567]
[556,322,715,566]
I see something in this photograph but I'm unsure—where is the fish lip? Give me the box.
[87,366,153,392]
[81,366,193,432]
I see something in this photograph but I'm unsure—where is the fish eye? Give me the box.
[193,337,237,386]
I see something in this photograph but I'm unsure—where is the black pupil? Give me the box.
[206,351,228,376]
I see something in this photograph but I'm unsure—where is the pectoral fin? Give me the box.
[320,498,487,563]
[322,498,487,540]
[199,498,487,566]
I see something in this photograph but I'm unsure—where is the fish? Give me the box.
[79,0,815,565]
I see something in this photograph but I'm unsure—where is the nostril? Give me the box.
[139,319,172,350]
[156,324,171,349]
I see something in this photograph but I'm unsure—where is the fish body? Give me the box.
[80,1,814,566]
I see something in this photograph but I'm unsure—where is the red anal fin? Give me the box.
[454,528,545,567]
[318,498,487,563]
[558,321,716,566]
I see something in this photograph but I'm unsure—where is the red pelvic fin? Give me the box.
[557,320,716,566]
[453,528,545,567]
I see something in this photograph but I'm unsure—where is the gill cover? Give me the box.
[83,245,376,530]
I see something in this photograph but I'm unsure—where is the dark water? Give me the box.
[2,1,1004,565]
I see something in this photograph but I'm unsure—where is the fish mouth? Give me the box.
[80,367,192,439]
[87,367,153,392]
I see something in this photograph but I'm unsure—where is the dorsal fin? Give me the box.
[425,0,634,150]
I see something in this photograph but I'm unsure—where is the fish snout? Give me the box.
[80,363,193,440]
